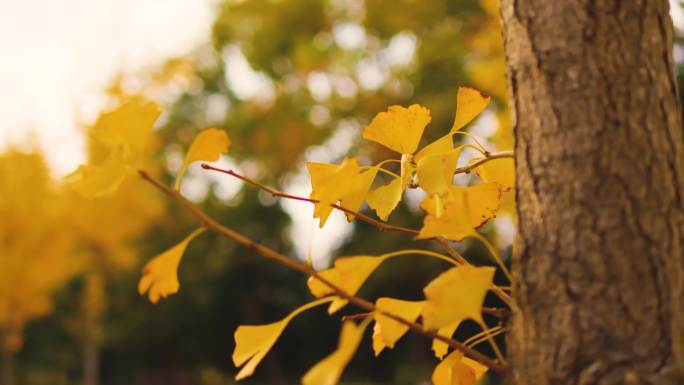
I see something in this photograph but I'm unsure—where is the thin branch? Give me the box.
[201,163,515,308]
[342,312,373,321]
[201,164,419,237]
[407,150,513,189]
[138,170,507,374]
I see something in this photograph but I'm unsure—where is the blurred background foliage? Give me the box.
[3,0,519,384]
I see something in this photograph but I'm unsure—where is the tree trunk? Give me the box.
[0,349,13,385]
[82,272,104,385]
[500,1,684,384]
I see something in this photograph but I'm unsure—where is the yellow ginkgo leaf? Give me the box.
[175,128,230,190]
[372,298,424,356]
[451,87,491,132]
[422,264,495,330]
[414,134,453,163]
[475,158,515,192]
[138,227,205,304]
[416,149,461,195]
[308,158,361,227]
[307,162,338,226]
[366,177,404,221]
[306,268,342,298]
[90,96,162,167]
[307,255,389,314]
[417,209,476,242]
[462,356,488,381]
[418,183,501,241]
[302,319,370,385]
[233,298,333,380]
[338,167,378,221]
[363,104,431,155]
[66,159,128,198]
[432,350,488,385]
[68,97,161,197]
[432,322,460,359]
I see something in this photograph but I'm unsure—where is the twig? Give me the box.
[342,312,373,321]
[407,150,512,189]
[201,163,515,308]
[453,151,514,175]
[138,170,508,374]
[201,164,418,237]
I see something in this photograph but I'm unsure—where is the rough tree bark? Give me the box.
[500,1,684,384]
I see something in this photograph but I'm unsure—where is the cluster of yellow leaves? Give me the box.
[308,86,514,243]
[232,250,496,384]
[307,158,378,226]
[418,182,501,241]
[0,151,80,353]
[67,97,162,197]
[1,97,176,356]
[64,98,231,305]
[79,88,511,385]
[21,154,162,351]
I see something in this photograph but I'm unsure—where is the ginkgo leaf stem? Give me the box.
[472,233,513,283]
[373,158,403,169]
[452,131,488,153]
[462,143,489,156]
[200,163,515,308]
[463,325,502,347]
[376,168,400,179]
[434,238,467,264]
[381,249,458,265]
[465,327,506,349]
[477,320,507,364]
[289,297,337,318]
[138,169,508,375]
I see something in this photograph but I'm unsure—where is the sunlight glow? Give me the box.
[0,0,215,176]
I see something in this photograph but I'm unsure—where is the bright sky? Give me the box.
[0,0,215,175]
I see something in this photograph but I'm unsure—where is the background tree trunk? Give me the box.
[0,348,13,385]
[500,1,684,384]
